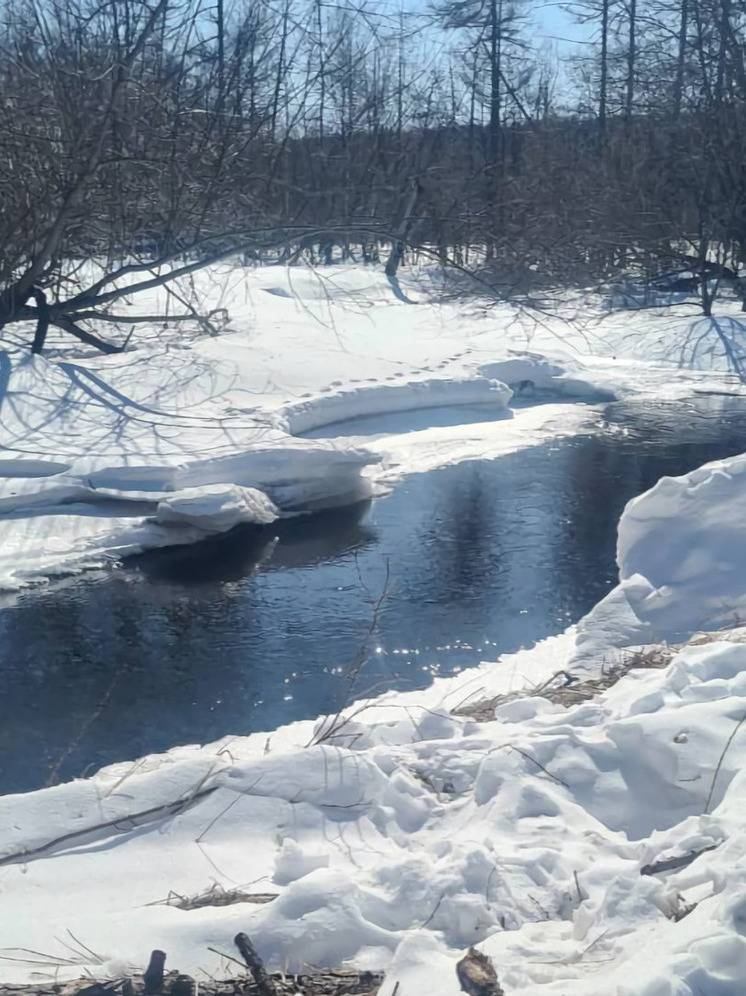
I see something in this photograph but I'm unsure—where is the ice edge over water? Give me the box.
[0,337,603,588]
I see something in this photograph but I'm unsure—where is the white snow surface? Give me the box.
[1,261,742,588]
[2,630,746,995]
[155,484,278,531]
[574,451,746,665]
[5,263,746,992]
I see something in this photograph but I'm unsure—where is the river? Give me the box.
[2,395,746,794]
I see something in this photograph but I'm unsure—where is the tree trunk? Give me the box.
[716,0,731,104]
[599,0,609,142]
[489,0,503,170]
[625,0,637,122]
[30,288,50,355]
[673,0,688,118]
[216,0,225,103]
[385,180,421,278]
[316,0,325,143]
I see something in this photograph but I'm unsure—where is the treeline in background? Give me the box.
[1,0,745,351]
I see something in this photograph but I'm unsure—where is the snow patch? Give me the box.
[282,376,512,436]
[0,458,71,478]
[477,355,614,400]
[155,484,278,531]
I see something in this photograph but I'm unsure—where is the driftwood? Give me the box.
[233,935,276,996]
[143,952,166,995]
[641,843,719,876]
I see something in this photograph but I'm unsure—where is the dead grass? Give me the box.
[455,625,746,723]
[148,885,279,911]
[454,645,675,722]
[0,969,383,996]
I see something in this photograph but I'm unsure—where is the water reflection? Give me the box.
[134,500,376,583]
[3,398,746,794]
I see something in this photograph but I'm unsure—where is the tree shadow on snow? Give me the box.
[386,274,418,304]
[679,316,746,379]
[0,351,10,416]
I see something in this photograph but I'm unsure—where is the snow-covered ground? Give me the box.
[3,463,746,993]
[3,262,746,993]
[2,618,746,993]
[1,262,744,589]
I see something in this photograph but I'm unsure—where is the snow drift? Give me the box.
[575,450,746,663]
[2,633,746,995]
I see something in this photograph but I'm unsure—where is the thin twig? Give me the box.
[308,562,391,747]
[205,948,248,972]
[705,711,746,813]
[507,746,570,790]
[420,890,447,929]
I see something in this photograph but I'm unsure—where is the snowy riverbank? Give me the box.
[2,456,746,993]
[3,263,746,993]
[1,262,744,589]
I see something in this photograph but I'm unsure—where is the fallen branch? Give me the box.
[50,313,124,354]
[641,844,719,876]
[0,787,217,868]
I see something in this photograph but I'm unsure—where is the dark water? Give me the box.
[3,396,746,795]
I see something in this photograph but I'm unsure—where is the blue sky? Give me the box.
[535,0,595,46]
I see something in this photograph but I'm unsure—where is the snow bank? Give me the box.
[575,451,746,663]
[0,346,516,585]
[477,355,615,401]
[281,375,512,435]
[4,260,743,588]
[2,634,746,994]
[0,261,627,588]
